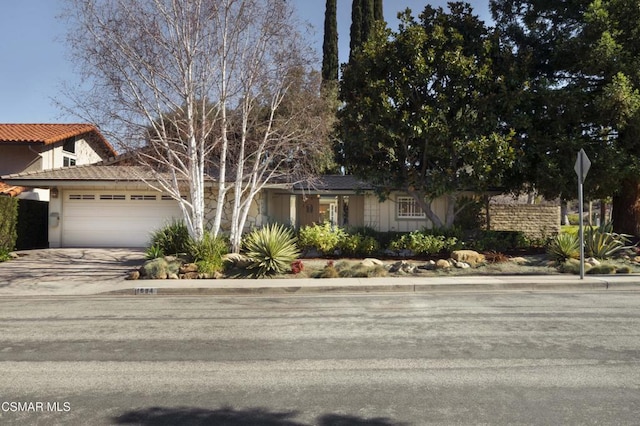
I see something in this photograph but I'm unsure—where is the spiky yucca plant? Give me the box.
[547,233,580,262]
[584,221,632,259]
[243,224,300,278]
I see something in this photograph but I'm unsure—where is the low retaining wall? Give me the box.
[488,205,560,238]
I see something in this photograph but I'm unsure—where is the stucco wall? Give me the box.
[0,145,41,174]
[364,193,448,232]
[488,205,560,238]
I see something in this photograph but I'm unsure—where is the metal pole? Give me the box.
[578,162,585,280]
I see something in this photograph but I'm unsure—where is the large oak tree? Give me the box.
[338,2,515,228]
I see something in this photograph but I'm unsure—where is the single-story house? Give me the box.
[1,159,447,247]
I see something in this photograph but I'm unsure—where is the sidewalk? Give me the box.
[1,274,640,297]
[1,248,639,297]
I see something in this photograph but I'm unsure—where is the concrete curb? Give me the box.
[97,276,640,297]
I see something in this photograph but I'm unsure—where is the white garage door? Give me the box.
[62,191,183,247]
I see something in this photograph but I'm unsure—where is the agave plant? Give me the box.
[584,221,633,259]
[243,223,300,278]
[547,233,580,262]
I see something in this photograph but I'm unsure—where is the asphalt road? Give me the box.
[1,291,639,425]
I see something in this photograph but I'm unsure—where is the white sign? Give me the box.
[574,149,591,184]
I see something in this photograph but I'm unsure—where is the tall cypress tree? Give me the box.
[322,0,338,83]
[349,0,363,61]
[361,0,375,44]
[373,0,383,22]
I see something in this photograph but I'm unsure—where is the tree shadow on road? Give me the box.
[112,406,406,426]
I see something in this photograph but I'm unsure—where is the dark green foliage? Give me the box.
[453,197,484,231]
[349,0,363,60]
[468,230,530,253]
[0,197,18,256]
[243,223,301,278]
[339,3,515,228]
[373,0,383,21]
[388,231,460,256]
[361,0,375,44]
[322,0,338,83]
[338,233,380,257]
[149,220,192,257]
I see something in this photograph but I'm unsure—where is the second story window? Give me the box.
[63,137,76,154]
[63,156,76,167]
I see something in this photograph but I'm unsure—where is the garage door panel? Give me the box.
[62,192,183,247]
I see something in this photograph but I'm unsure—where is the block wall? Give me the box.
[488,205,560,238]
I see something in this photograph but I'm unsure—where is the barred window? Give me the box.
[397,196,425,218]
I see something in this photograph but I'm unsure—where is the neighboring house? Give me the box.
[1,160,448,247]
[0,124,116,200]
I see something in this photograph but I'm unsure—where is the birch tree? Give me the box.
[62,0,333,250]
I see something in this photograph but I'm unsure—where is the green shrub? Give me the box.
[243,223,300,277]
[190,232,228,273]
[316,265,339,278]
[145,245,164,260]
[467,230,530,252]
[586,264,617,274]
[616,266,632,274]
[338,233,380,257]
[0,197,18,255]
[0,248,12,263]
[298,222,345,255]
[150,220,192,256]
[584,221,632,259]
[388,231,458,256]
[567,214,580,225]
[557,258,591,274]
[547,233,580,262]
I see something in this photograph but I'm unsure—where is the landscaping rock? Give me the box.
[586,257,600,266]
[224,253,252,268]
[451,250,485,265]
[179,263,198,273]
[361,258,384,267]
[126,270,140,280]
[168,273,179,280]
[453,261,470,269]
[634,256,640,263]
[418,260,436,270]
[435,259,451,269]
[389,260,416,274]
[180,272,199,279]
[509,257,529,265]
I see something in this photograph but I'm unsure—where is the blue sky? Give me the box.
[0,0,490,124]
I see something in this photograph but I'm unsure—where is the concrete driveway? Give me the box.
[0,248,145,290]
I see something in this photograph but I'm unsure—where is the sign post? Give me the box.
[574,149,591,279]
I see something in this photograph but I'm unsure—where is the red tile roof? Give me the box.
[0,182,27,197]
[0,124,117,156]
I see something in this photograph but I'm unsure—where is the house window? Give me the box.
[63,137,76,153]
[397,196,426,218]
[131,195,157,201]
[63,156,76,167]
[99,194,126,200]
[69,194,95,200]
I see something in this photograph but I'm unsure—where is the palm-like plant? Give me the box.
[584,221,633,259]
[243,224,300,278]
[547,233,580,262]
